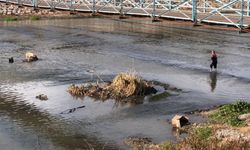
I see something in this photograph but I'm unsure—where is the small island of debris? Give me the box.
[67,72,159,102]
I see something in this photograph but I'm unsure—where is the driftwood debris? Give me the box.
[60,105,85,114]
[68,73,157,101]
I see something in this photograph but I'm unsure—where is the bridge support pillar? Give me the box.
[140,0,144,7]
[32,0,38,10]
[240,0,244,31]
[169,0,171,9]
[152,0,156,21]
[17,0,22,7]
[119,0,125,18]
[92,0,96,15]
[192,0,197,25]
[203,0,206,13]
[248,0,250,16]
[70,0,74,14]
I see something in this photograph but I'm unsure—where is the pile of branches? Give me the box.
[68,73,157,101]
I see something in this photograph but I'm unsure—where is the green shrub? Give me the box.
[209,101,250,126]
[194,127,212,140]
[3,16,18,21]
[160,141,175,150]
[30,16,40,21]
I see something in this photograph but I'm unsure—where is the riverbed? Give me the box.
[0,17,250,149]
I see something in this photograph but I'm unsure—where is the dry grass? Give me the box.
[109,72,147,98]
[238,126,250,133]
[157,123,250,150]
[67,72,156,101]
[173,135,250,150]
[68,84,86,96]
[127,136,250,150]
[68,83,110,100]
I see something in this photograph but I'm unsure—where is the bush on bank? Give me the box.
[3,16,18,21]
[209,101,250,126]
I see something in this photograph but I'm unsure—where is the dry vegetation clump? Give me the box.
[125,136,163,150]
[172,134,250,150]
[126,133,250,150]
[67,72,157,101]
[68,83,111,100]
[154,127,250,150]
[109,72,155,98]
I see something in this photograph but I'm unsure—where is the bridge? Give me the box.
[1,0,250,30]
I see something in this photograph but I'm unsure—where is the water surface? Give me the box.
[0,18,250,149]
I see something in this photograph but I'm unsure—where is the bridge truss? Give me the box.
[1,0,250,29]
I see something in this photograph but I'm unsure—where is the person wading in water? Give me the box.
[210,50,217,72]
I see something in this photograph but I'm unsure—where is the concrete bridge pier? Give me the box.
[32,0,38,10]
[192,0,197,25]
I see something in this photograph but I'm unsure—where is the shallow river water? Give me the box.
[0,17,250,149]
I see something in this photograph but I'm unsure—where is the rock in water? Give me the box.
[25,52,38,62]
[36,94,48,100]
[171,115,189,128]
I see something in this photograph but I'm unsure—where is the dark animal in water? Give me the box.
[9,57,14,63]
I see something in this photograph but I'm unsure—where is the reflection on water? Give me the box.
[0,85,118,150]
[209,71,217,92]
[171,127,187,141]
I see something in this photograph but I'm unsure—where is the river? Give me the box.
[0,17,250,149]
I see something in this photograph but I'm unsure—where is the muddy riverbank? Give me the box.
[0,18,250,149]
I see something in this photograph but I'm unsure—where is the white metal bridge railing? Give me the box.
[1,0,250,29]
